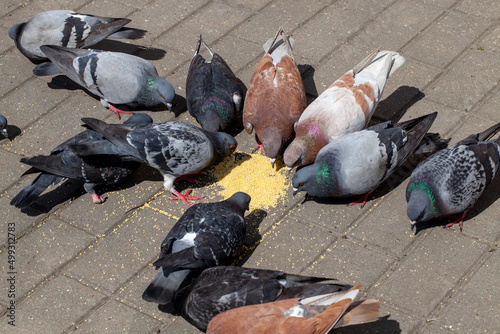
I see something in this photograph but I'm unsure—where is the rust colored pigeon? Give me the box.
[206,285,380,334]
[243,27,307,167]
[284,50,405,171]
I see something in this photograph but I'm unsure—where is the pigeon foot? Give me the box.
[109,104,133,119]
[445,211,467,232]
[169,189,203,206]
[349,192,371,208]
[252,143,266,155]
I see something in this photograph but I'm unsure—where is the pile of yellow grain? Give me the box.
[206,151,290,210]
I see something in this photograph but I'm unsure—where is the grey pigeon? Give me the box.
[0,114,9,139]
[407,121,500,231]
[186,35,243,134]
[10,113,153,209]
[33,45,175,118]
[68,118,237,205]
[142,193,251,306]
[170,266,351,331]
[9,10,146,62]
[293,112,446,207]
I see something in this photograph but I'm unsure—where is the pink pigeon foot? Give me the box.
[169,189,204,206]
[108,104,133,119]
[252,143,266,155]
[90,193,103,204]
[349,192,371,208]
[445,211,467,232]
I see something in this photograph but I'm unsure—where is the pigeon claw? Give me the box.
[445,211,467,232]
[252,143,265,155]
[108,104,133,119]
[90,193,104,204]
[169,189,203,206]
[349,193,371,208]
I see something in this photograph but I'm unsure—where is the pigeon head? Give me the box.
[292,164,315,196]
[292,160,336,197]
[123,113,153,125]
[144,77,175,111]
[0,114,9,139]
[284,140,306,169]
[206,131,237,161]
[406,181,438,224]
[225,192,251,216]
[258,128,283,165]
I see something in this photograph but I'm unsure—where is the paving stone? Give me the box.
[160,317,203,334]
[0,275,106,334]
[0,1,22,19]
[405,10,491,68]
[63,207,177,294]
[421,0,460,8]
[335,0,397,17]
[435,251,500,333]
[425,44,500,112]
[77,0,139,18]
[226,0,272,11]
[155,1,252,53]
[71,299,162,333]
[456,0,500,19]
[418,322,454,333]
[354,0,444,50]
[304,237,395,289]
[0,49,37,97]
[0,148,24,192]
[373,228,489,317]
[0,218,95,306]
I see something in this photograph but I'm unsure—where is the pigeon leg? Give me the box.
[84,183,103,204]
[349,192,371,208]
[252,143,266,155]
[108,104,133,119]
[169,189,203,206]
[445,211,467,232]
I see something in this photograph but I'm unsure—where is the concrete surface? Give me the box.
[1,0,499,333]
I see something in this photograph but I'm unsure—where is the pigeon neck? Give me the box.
[406,180,437,218]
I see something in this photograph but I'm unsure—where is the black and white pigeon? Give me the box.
[8,10,146,62]
[10,113,153,209]
[142,193,251,306]
[170,266,351,331]
[293,112,447,207]
[0,113,9,139]
[33,45,175,118]
[68,118,237,205]
[406,121,500,231]
[186,35,243,134]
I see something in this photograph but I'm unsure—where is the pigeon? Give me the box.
[171,266,352,331]
[142,193,251,306]
[8,10,146,62]
[243,27,307,167]
[206,285,380,334]
[33,45,175,118]
[406,121,500,231]
[0,113,9,139]
[293,112,447,207]
[10,113,153,209]
[68,118,237,205]
[186,35,244,134]
[284,50,405,171]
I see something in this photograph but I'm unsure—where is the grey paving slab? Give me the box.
[0,275,106,334]
[77,0,139,18]
[335,0,398,17]
[405,10,491,68]
[63,207,177,294]
[0,218,95,306]
[0,148,24,192]
[354,0,444,50]
[421,0,460,8]
[71,299,162,333]
[433,251,500,333]
[373,228,489,317]
[0,49,36,97]
[0,0,23,19]
[161,318,204,334]
[456,0,500,19]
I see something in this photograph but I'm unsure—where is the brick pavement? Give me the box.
[0,0,499,333]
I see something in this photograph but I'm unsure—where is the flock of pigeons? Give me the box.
[4,9,500,333]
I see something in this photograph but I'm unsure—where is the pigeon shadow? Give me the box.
[237,209,268,265]
[334,315,401,334]
[298,64,319,105]
[91,39,167,60]
[370,86,425,124]
[1,124,21,141]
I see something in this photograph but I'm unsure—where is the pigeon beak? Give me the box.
[292,187,299,196]
[2,129,9,140]
[286,166,293,177]
[165,102,172,112]
[270,158,276,168]
[410,220,416,231]
[231,152,236,163]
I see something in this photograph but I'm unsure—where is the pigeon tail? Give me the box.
[333,299,381,328]
[413,133,450,155]
[10,173,64,209]
[476,121,500,142]
[142,267,191,304]
[33,62,62,76]
[107,27,147,40]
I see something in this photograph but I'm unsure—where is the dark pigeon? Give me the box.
[142,193,251,306]
[8,10,146,62]
[186,35,243,134]
[406,121,500,231]
[293,112,448,207]
[0,113,9,139]
[171,266,351,331]
[68,118,237,205]
[10,113,153,209]
[33,45,175,118]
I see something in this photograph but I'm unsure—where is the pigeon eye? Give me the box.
[161,95,165,99]
[299,182,304,186]
[230,145,236,149]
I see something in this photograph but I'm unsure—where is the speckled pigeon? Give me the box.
[10,113,153,209]
[293,112,447,207]
[284,50,405,171]
[206,285,380,334]
[186,35,243,134]
[33,45,175,118]
[9,10,146,62]
[0,113,9,139]
[142,193,251,306]
[68,118,237,205]
[406,121,500,231]
[171,266,351,331]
